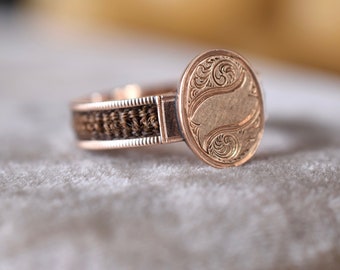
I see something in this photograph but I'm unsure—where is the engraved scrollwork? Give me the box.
[180,50,264,167]
[189,56,243,103]
[189,121,200,143]
[212,59,240,86]
[201,110,262,164]
[206,132,240,163]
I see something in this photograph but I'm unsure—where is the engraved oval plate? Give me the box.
[177,49,264,168]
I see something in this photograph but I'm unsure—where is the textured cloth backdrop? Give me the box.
[1,13,340,270]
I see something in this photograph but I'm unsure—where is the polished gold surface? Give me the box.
[71,49,264,168]
[177,50,264,168]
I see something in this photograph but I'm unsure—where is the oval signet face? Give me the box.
[177,50,264,168]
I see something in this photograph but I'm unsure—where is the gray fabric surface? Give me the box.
[1,12,340,270]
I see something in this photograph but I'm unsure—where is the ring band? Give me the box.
[72,86,181,146]
[71,49,265,168]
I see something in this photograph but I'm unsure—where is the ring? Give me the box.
[71,49,265,168]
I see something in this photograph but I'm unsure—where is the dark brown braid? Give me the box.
[73,104,160,140]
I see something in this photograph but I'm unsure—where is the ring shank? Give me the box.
[71,84,183,150]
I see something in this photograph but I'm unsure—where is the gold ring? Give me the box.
[71,49,265,168]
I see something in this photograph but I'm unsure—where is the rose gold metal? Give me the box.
[177,49,264,168]
[71,49,264,168]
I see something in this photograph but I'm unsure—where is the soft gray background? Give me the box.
[1,12,340,270]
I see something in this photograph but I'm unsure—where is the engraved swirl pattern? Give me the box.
[185,53,263,166]
[189,56,243,104]
[207,133,240,162]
